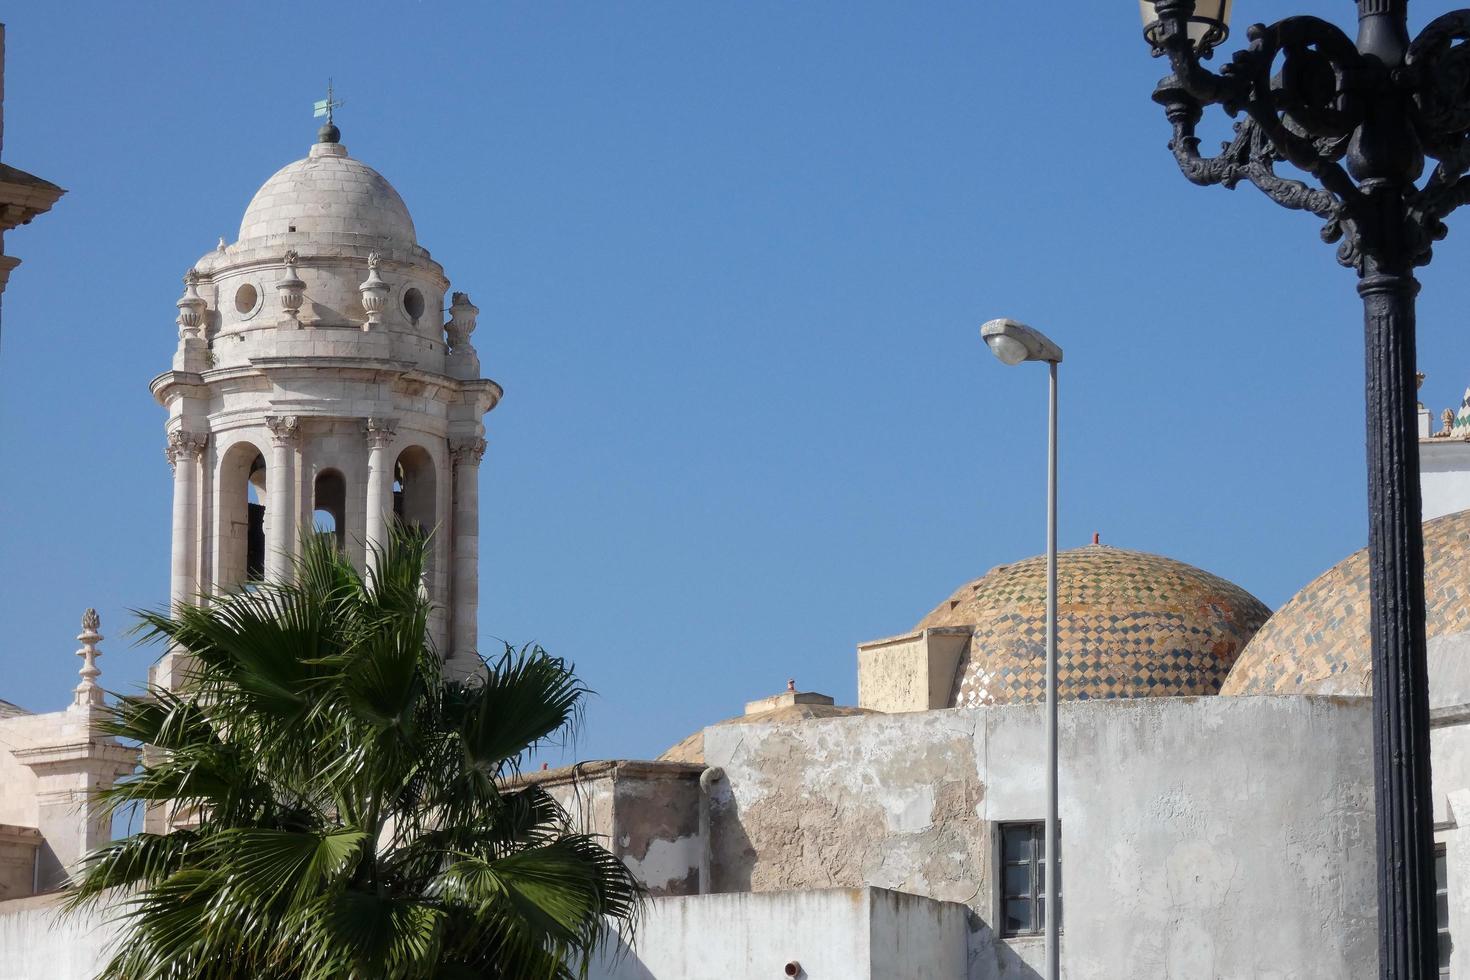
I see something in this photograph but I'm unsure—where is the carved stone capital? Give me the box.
[364,417,397,451]
[266,415,301,447]
[450,436,487,467]
[164,430,207,469]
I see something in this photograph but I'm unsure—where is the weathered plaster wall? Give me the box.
[0,892,121,980]
[590,886,969,980]
[703,696,1376,979]
[613,767,702,895]
[515,761,704,896]
[857,628,968,713]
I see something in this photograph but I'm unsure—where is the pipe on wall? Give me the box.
[698,766,724,894]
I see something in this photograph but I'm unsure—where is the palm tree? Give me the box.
[67,529,640,980]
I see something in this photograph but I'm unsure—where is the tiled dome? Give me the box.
[237,141,416,245]
[921,544,1271,707]
[1222,508,1470,696]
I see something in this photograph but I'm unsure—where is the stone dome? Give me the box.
[236,141,416,245]
[658,701,877,766]
[922,543,1272,707]
[1222,508,1470,696]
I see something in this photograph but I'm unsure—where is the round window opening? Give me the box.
[234,283,260,316]
[403,288,425,323]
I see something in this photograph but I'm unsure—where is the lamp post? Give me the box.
[981,318,1063,980]
[1137,2,1468,975]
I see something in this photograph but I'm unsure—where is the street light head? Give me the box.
[1140,0,1231,58]
[987,333,1030,366]
[981,318,1063,366]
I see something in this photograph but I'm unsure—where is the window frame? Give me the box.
[1437,843,1452,979]
[995,820,1061,939]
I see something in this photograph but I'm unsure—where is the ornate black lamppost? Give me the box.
[1139,1,1470,975]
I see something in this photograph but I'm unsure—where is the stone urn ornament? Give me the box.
[359,251,389,330]
[175,269,207,340]
[276,249,306,325]
[446,291,478,352]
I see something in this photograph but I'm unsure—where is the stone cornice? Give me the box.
[13,740,139,775]
[192,248,448,288]
[0,824,42,847]
[0,164,65,232]
[149,370,212,406]
[503,760,705,792]
[154,357,502,417]
[1431,703,1470,729]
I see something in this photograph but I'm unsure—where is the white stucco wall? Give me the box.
[590,887,969,980]
[700,696,1377,980]
[0,893,121,980]
[1420,441,1470,521]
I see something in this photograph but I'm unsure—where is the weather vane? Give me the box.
[313,79,344,127]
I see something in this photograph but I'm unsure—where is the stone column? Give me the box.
[166,430,206,614]
[449,436,486,668]
[265,416,300,583]
[364,418,397,563]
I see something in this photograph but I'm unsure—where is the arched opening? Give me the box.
[247,464,265,581]
[313,469,346,550]
[218,442,267,589]
[393,447,436,536]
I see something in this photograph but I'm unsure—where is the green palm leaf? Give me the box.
[69,524,641,979]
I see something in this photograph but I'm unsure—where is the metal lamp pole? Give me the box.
[982,318,1064,980]
[1137,1,1467,974]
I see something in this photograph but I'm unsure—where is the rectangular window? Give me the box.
[1438,845,1452,978]
[999,822,1061,938]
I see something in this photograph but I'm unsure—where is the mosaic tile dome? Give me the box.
[1222,508,1470,696]
[919,544,1272,707]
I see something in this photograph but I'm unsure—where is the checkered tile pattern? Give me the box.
[1454,388,1470,439]
[917,545,1272,707]
[1221,508,1470,696]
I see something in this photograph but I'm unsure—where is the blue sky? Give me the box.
[4,1,1469,764]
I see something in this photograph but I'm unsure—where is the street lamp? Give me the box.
[1138,2,1466,976]
[981,318,1063,980]
[1139,0,1232,56]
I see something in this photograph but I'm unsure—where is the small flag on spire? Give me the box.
[313,79,343,124]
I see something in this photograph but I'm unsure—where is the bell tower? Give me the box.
[150,120,501,684]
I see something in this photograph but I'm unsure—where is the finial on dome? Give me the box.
[313,79,344,144]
